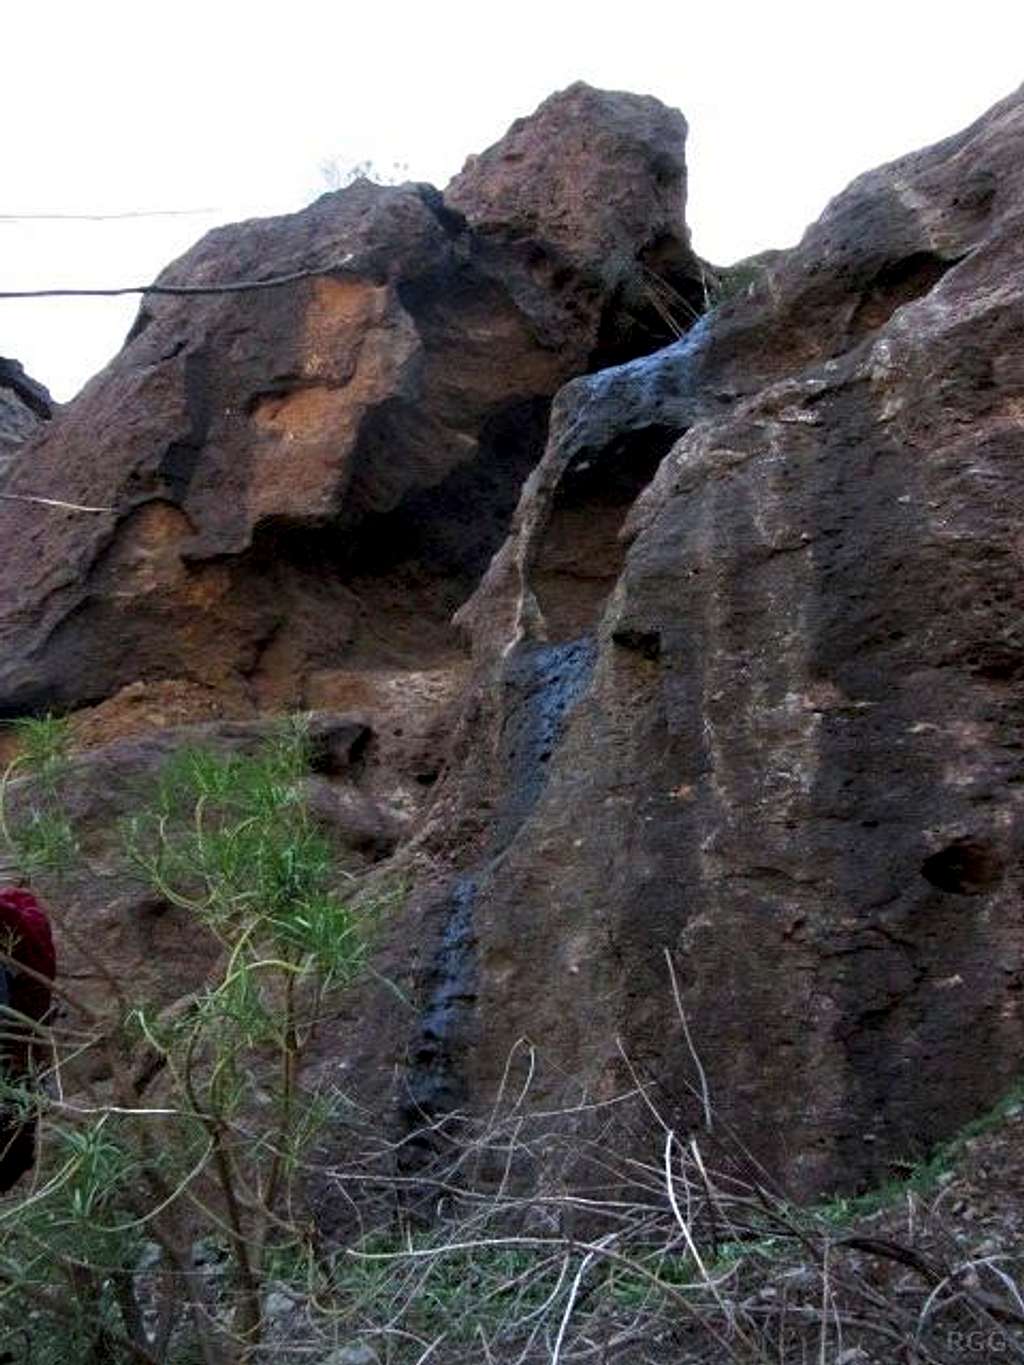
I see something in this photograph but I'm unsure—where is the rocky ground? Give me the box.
[205,1097,1024,1362]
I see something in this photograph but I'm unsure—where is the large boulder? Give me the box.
[381,84,1024,1197]
[0,85,701,719]
[447,81,704,367]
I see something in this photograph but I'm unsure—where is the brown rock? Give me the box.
[394,84,1024,1197]
[8,80,1024,1205]
[301,778,407,861]
[0,85,701,718]
[447,81,704,366]
[306,663,467,819]
[68,678,256,750]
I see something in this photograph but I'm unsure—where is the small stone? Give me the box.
[191,1238,227,1268]
[135,1241,162,1273]
[322,1347,379,1365]
[263,1289,299,1320]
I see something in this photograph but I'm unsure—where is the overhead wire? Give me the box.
[0,209,220,222]
[0,255,355,300]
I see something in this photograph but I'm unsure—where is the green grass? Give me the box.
[123,717,367,987]
[0,713,78,879]
[815,1076,1024,1226]
[0,716,378,1363]
[5,713,73,775]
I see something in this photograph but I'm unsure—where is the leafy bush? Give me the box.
[0,717,371,1363]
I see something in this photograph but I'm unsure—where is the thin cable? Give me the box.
[0,254,354,300]
[0,494,112,513]
[0,209,220,222]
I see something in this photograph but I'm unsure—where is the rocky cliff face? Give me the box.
[3,82,1023,1199]
[429,83,1024,1196]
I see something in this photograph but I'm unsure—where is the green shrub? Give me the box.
[0,717,371,1364]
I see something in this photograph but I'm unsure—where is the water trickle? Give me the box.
[404,637,598,1135]
[556,313,715,472]
[403,319,722,1141]
[494,637,598,852]
[404,874,478,1123]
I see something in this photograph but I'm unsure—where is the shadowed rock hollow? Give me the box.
[4,81,1024,1203]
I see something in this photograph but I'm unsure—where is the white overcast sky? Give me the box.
[4,1,1023,400]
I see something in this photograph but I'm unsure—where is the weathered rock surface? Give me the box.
[447,81,703,367]
[0,357,52,477]
[0,84,700,719]
[387,83,1024,1197]
[5,82,1024,1204]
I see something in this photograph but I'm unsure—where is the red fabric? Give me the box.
[0,888,56,1023]
[0,888,55,1194]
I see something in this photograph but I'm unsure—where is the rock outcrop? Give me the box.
[407,83,1024,1196]
[4,81,1024,1202]
[0,84,701,719]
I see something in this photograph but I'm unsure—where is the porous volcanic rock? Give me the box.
[387,84,1024,1198]
[447,81,704,367]
[0,84,701,720]
[0,356,52,477]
